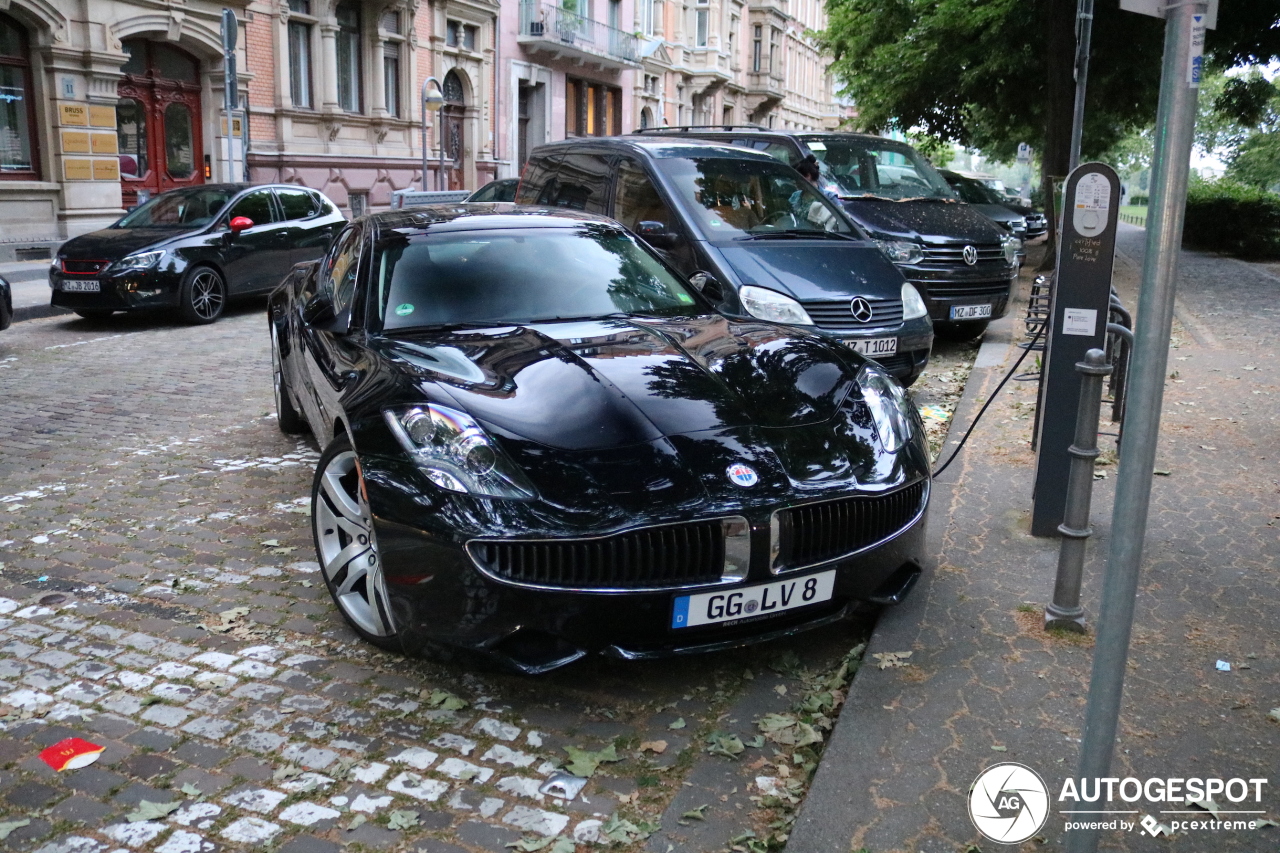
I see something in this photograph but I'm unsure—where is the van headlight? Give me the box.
[385,405,535,499]
[858,364,914,453]
[901,283,928,320]
[739,285,814,325]
[876,240,924,265]
[1001,235,1019,265]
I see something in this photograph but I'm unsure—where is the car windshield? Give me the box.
[947,174,1006,205]
[656,157,854,238]
[376,224,702,331]
[800,137,958,201]
[115,187,237,228]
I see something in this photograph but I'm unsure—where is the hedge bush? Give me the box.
[1182,178,1280,259]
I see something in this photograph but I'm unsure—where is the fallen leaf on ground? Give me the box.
[707,731,745,759]
[872,651,913,669]
[387,809,419,829]
[681,804,710,821]
[0,819,31,840]
[668,717,686,730]
[126,800,181,822]
[639,740,668,754]
[562,744,622,777]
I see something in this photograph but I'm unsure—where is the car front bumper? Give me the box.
[50,267,184,312]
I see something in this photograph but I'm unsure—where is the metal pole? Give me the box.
[1068,0,1095,173]
[1045,349,1111,632]
[1065,4,1205,852]
[420,76,441,192]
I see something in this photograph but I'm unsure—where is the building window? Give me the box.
[381,10,404,117]
[349,191,367,218]
[694,0,709,47]
[769,27,780,74]
[336,1,362,112]
[0,13,37,179]
[566,77,622,137]
[287,1,314,109]
[446,20,478,51]
[752,24,762,72]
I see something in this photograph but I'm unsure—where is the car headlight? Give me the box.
[901,283,929,321]
[112,250,165,272]
[739,285,813,325]
[858,363,914,453]
[1001,235,1019,265]
[385,405,535,499]
[875,240,924,265]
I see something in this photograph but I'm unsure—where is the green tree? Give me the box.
[819,0,1280,263]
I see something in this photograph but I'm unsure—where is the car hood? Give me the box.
[58,227,192,260]
[840,198,1007,244]
[968,203,1022,224]
[713,242,906,301]
[371,315,861,451]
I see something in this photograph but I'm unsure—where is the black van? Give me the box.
[638,128,1020,337]
[516,137,934,384]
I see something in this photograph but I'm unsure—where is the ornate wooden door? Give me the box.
[442,71,465,191]
[116,40,204,208]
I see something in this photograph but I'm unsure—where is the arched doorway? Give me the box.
[441,70,465,191]
[117,39,204,208]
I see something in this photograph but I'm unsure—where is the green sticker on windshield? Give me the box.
[395,303,415,317]
[709,218,723,227]
[677,293,694,304]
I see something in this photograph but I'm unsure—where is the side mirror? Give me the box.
[688,271,724,302]
[638,220,679,250]
[302,291,336,326]
[229,216,254,234]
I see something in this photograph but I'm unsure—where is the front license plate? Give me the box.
[671,570,836,629]
[950,303,992,320]
[851,336,898,357]
[62,280,100,293]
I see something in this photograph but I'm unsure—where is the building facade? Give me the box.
[0,0,838,260]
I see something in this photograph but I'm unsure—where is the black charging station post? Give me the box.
[1031,162,1121,537]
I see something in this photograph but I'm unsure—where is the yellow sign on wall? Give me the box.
[64,158,94,180]
[91,133,119,155]
[92,159,121,181]
[89,105,117,128]
[61,130,91,154]
[59,103,89,126]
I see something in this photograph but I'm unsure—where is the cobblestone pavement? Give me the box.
[0,302,975,853]
[788,227,1280,852]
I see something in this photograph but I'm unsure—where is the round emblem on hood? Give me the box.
[726,463,759,488]
[849,297,874,323]
[963,245,978,265]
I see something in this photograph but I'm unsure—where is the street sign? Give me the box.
[1031,162,1121,537]
[222,10,238,110]
[1016,142,1031,163]
[1119,0,1216,29]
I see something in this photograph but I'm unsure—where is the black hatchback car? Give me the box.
[516,137,933,384]
[51,184,345,324]
[269,205,930,673]
[640,128,1019,337]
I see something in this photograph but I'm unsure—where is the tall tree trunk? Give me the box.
[1039,0,1079,270]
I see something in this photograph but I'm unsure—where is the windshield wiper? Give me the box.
[736,230,856,241]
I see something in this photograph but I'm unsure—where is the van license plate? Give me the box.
[62,280,100,293]
[671,570,836,629]
[851,337,898,357]
[950,304,991,320]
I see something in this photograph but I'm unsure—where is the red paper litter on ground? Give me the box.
[39,738,105,771]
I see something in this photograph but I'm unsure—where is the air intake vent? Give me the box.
[772,480,927,572]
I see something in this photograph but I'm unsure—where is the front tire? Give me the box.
[270,320,307,435]
[312,435,401,650]
[179,266,226,325]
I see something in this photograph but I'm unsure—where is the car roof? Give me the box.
[529,136,780,163]
[365,204,623,236]
[637,127,892,145]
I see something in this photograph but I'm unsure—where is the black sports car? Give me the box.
[269,205,931,673]
[51,184,345,324]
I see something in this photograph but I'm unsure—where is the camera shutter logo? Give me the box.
[968,763,1050,843]
[849,297,874,324]
[963,244,979,266]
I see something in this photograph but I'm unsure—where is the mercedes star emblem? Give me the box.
[849,297,874,323]
[963,245,978,266]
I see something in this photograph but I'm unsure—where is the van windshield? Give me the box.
[799,137,958,201]
[655,157,854,239]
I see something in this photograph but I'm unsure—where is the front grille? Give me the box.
[468,520,727,590]
[62,259,109,275]
[805,298,904,331]
[772,480,927,571]
[922,245,1004,265]
[873,353,915,374]
[914,280,1011,300]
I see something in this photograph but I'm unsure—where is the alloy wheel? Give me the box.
[314,450,396,637]
[189,270,224,321]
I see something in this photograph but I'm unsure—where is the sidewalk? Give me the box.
[1,261,67,323]
[789,224,1280,851]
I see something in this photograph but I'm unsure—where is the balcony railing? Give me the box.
[519,0,639,64]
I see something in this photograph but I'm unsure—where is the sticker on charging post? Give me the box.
[1188,14,1205,87]
[1071,173,1111,238]
[1062,308,1098,337]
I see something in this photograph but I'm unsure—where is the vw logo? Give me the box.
[963,245,979,266]
[968,763,1050,844]
[726,463,759,488]
[849,297,874,323]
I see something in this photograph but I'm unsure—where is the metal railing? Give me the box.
[518,1,638,63]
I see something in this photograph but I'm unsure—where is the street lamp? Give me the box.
[421,77,446,192]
